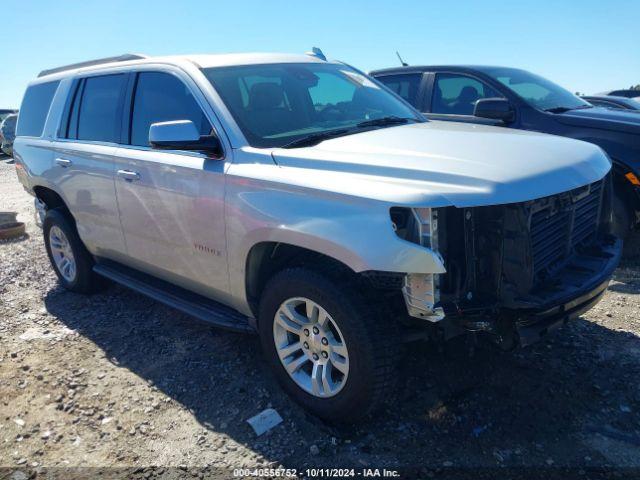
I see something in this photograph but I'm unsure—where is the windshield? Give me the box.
[203,63,422,148]
[484,67,591,112]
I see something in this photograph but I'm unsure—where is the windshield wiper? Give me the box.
[545,105,593,113]
[281,128,353,149]
[356,116,417,128]
[280,117,421,149]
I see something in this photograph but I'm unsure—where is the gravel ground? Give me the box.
[1,156,640,479]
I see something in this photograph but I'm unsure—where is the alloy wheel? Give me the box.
[273,297,349,398]
[49,225,76,282]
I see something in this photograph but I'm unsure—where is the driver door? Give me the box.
[425,72,506,126]
[113,70,230,300]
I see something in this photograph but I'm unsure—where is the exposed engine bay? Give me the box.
[389,174,621,347]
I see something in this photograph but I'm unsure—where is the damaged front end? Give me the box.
[393,174,622,348]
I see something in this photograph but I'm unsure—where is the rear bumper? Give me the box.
[513,237,622,346]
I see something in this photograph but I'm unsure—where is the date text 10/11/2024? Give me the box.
[233,468,401,477]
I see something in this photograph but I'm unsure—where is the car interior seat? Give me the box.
[451,86,480,115]
[246,82,295,136]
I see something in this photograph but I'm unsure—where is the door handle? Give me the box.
[55,158,72,168]
[117,169,141,181]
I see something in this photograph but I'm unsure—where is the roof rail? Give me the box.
[37,53,148,78]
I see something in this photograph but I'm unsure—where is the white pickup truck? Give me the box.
[13,52,621,421]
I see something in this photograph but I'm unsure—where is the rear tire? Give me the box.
[258,267,400,422]
[43,208,104,294]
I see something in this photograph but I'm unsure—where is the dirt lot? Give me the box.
[2,155,640,479]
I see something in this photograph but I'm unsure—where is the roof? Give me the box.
[582,95,640,106]
[595,90,640,98]
[369,65,517,76]
[583,95,619,100]
[36,52,330,80]
[184,53,327,68]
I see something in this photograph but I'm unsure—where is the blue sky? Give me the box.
[2,0,638,108]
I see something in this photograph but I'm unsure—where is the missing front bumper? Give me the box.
[515,277,610,346]
[508,236,621,346]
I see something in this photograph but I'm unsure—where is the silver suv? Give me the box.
[14,52,621,421]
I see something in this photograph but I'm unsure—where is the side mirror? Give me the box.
[149,120,221,157]
[474,98,515,122]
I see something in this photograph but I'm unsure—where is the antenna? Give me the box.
[306,47,327,61]
[396,51,408,67]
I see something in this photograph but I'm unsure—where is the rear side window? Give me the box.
[376,74,422,106]
[16,81,59,137]
[74,75,126,142]
[130,72,210,147]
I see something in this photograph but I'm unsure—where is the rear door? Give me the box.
[424,72,506,125]
[112,69,230,300]
[373,72,426,108]
[52,73,128,259]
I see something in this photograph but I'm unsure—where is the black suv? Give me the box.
[370,66,640,236]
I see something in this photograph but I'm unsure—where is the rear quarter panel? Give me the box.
[13,78,72,195]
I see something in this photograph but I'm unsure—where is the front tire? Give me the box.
[258,267,399,422]
[43,208,104,293]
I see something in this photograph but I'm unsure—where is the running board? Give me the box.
[93,261,254,333]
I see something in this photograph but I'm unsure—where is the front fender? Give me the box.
[224,174,445,314]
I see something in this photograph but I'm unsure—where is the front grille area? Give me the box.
[437,175,611,306]
[529,179,603,281]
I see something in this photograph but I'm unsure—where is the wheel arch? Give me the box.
[611,159,640,215]
[32,185,73,219]
[244,241,357,318]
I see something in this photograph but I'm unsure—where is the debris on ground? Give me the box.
[246,408,283,436]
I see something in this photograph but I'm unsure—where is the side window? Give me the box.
[376,74,422,106]
[589,100,615,109]
[74,74,126,142]
[130,72,211,147]
[432,73,503,115]
[16,81,60,137]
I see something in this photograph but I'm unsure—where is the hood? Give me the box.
[271,121,611,208]
[556,106,640,134]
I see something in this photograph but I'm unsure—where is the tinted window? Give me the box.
[432,73,503,115]
[484,68,591,112]
[204,63,421,148]
[587,99,619,109]
[76,75,125,142]
[376,74,422,106]
[130,72,211,147]
[16,81,59,137]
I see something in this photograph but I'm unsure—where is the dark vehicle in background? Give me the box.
[597,89,640,99]
[1,112,18,156]
[370,66,640,236]
[582,95,640,112]
[0,109,16,123]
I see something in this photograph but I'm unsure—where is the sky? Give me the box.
[2,0,639,108]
